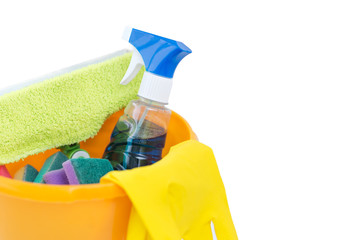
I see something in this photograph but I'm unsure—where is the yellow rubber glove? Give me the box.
[101,140,238,240]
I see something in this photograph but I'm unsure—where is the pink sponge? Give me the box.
[0,165,11,178]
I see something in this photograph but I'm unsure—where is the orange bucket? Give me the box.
[0,110,196,240]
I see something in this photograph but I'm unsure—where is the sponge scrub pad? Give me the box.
[0,51,144,164]
[34,152,68,183]
[14,164,39,182]
[63,158,113,184]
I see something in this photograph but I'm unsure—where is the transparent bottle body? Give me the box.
[103,97,171,170]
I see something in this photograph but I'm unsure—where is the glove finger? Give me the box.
[212,217,239,240]
[183,223,213,240]
[146,232,154,240]
[127,207,147,240]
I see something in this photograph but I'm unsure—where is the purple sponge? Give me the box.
[63,160,79,185]
[63,158,113,184]
[43,169,69,185]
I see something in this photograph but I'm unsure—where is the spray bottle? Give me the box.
[103,27,192,170]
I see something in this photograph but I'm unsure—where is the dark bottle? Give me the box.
[103,97,171,170]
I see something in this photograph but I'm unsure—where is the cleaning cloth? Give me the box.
[0,50,144,164]
[101,140,238,240]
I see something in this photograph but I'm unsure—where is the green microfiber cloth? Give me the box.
[0,50,144,164]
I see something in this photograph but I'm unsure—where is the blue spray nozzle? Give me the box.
[128,28,192,78]
[120,27,191,104]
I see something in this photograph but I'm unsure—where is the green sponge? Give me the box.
[0,51,144,164]
[33,152,68,183]
[14,164,39,182]
[63,158,113,184]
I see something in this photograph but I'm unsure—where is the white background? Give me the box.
[1,0,360,239]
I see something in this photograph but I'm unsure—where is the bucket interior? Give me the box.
[5,109,196,177]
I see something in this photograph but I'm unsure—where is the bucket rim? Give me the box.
[0,176,126,202]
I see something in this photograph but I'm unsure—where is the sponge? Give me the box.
[33,152,68,183]
[43,168,69,185]
[0,50,144,164]
[0,166,11,178]
[14,164,38,182]
[63,158,113,184]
